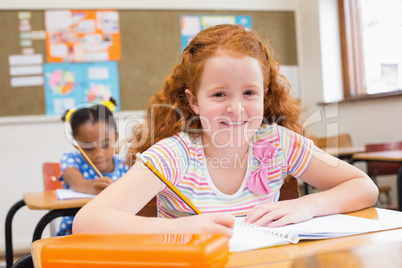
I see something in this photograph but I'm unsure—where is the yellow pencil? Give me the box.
[72,139,103,178]
[136,153,202,215]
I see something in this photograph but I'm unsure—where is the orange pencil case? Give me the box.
[41,233,229,267]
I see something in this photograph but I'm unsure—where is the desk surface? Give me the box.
[292,240,402,268]
[324,146,365,157]
[23,190,92,210]
[353,150,402,162]
[31,208,402,268]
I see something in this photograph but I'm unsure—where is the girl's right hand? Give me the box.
[93,176,114,194]
[174,213,235,238]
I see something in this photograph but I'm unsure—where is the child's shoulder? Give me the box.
[113,155,130,171]
[153,132,200,150]
[145,132,200,162]
[60,151,85,170]
[60,151,83,162]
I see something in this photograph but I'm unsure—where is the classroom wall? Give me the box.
[1,0,402,254]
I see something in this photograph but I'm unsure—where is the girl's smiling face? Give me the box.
[75,121,117,173]
[186,51,265,148]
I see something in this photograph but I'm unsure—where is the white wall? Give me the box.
[1,0,402,253]
[1,117,71,252]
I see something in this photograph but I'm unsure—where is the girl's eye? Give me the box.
[244,90,255,96]
[101,143,110,149]
[213,92,225,97]
[83,147,95,152]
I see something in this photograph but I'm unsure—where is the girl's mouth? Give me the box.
[94,160,106,167]
[221,121,247,126]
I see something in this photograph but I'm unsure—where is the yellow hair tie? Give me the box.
[65,108,76,123]
[100,100,115,112]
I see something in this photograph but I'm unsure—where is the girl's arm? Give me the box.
[63,167,114,195]
[244,149,379,227]
[72,161,235,237]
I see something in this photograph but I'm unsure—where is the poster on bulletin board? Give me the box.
[45,10,121,62]
[179,15,252,52]
[43,61,120,116]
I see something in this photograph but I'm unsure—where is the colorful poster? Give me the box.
[44,61,120,116]
[45,10,121,62]
[180,15,252,52]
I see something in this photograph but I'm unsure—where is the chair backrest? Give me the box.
[42,162,63,191]
[312,134,352,149]
[137,197,158,217]
[365,141,402,177]
[279,175,300,201]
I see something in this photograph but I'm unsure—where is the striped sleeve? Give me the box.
[277,125,314,177]
[142,135,190,185]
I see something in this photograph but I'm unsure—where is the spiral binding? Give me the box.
[235,221,299,244]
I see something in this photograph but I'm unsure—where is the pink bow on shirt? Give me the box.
[247,141,278,195]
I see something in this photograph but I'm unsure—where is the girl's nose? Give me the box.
[227,100,244,114]
[92,147,103,159]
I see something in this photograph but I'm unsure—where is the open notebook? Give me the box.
[229,211,402,252]
[55,189,95,200]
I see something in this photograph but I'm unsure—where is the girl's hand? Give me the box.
[93,176,114,194]
[174,213,235,238]
[243,199,314,228]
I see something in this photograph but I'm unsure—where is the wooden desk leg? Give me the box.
[5,199,26,268]
[32,208,80,242]
[398,165,402,211]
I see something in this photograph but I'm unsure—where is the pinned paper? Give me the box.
[18,12,31,20]
[45,10,121,62]
[9,54,43,66]
[179,15,251,52]
[11,76,44,87]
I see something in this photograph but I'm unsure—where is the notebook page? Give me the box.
[55,189,95,200]
[272,213,400,239]
[229,217,291,252]
[229,213,402,251]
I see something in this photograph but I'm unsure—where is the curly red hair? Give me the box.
[125,24,301,163]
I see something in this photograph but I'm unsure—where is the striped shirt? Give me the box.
[142,123,314,218]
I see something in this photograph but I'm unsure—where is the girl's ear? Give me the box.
[114,131,119,142]
[114,132,119,154]
[185,89,199,115]
[264,88,269,94]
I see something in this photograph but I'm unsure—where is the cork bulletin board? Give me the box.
[0,10,297,116]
